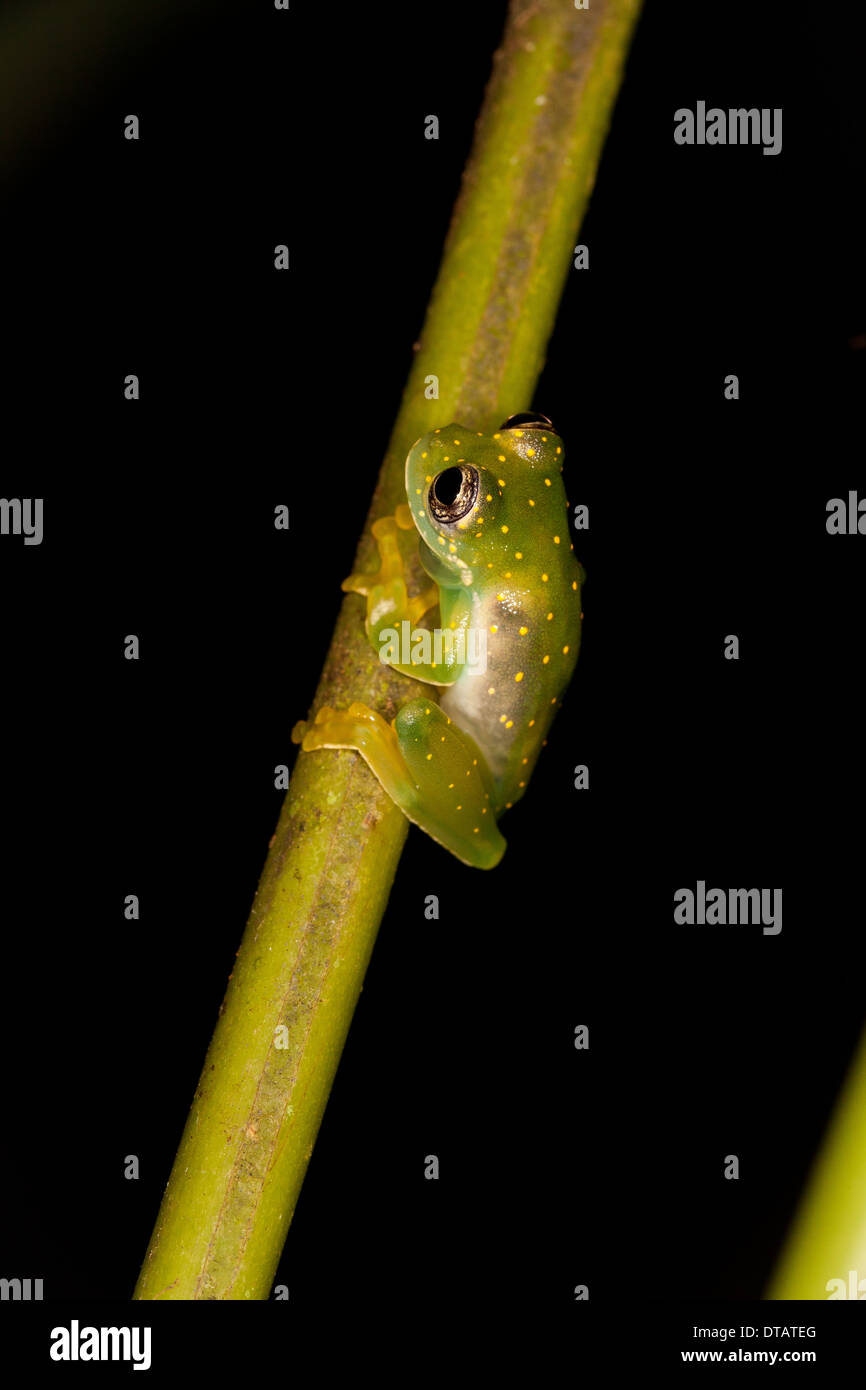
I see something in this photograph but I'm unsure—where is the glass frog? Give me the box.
[292,413,584,868]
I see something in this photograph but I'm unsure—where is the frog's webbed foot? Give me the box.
[292,698,506,869]
[342,504,438,628]
[292,702,408,786]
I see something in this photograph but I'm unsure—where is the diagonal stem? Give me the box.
[134,0,644,1301]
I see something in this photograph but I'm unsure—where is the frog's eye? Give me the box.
[500,411,555,431]
[428,465,479,524]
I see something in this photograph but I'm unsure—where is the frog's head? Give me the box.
[405,414,566,585]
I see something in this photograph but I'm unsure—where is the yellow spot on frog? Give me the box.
[543,655,550,664]
[527,447,535,457]
[544,478,551,486]
[498,454,506,462]
[515,551,523,559]
[514,672,524,682]
[498,479,506,487]
[488,686,495,694]
[519,626,528,635]
[501,525,509,534]
[505,720,514,729]
[542,573,549,582]
[563,645,569,654]
[529,499,536,507]
[490,624,498,633]
[554,535,560,544]
[547,612,553,620]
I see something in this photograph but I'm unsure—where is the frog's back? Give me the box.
[407,418,584,814]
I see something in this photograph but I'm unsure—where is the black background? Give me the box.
[1,0,864,1324]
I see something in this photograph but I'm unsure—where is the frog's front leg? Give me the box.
[292,698,506,869]
[343,503,438,631]
[342,505,463,685]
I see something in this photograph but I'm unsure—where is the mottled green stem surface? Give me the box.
[134,0,644,1300]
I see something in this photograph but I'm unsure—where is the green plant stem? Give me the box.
[768,1030,866,1299]
[134,0,644,1301]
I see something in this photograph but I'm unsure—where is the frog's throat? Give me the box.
[416,534,460,588]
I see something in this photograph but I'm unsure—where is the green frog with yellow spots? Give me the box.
[292,413,584,868]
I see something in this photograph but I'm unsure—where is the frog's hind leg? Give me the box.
[293,703,413,805]
[292,698,506,869]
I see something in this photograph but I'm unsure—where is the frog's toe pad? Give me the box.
[295,702,393,757]
[342,507,415,597]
